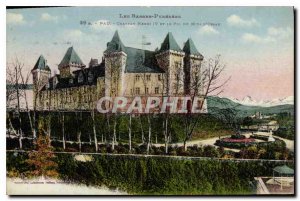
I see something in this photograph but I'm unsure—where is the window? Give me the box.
[175,73,179,80]
[155,87,159,94]
[135,75,140,81]
[158,75,161,81]
[88,71,94,83]
[146,75,151,81]
[135,87,140,95]
[78,71,84,83]
[145,87,149,94]
[176,62,182,68]
[111,89,115,95]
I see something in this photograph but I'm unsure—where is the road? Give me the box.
[7,131,294,153]
[151,131,294,153]
[151,135,240,152]
[253,131,294,152]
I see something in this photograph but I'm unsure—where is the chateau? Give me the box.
[32,31,206,112]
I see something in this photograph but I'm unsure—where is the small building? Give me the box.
[254,165,294,194]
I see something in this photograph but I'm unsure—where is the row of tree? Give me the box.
[7,55,232,154]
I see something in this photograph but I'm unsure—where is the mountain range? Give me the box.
[207,96,294,118]
[228,96,294,107]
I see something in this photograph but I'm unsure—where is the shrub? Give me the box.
[203,145,219,157]
[137,144,147,154]
[65,147,78,152]
[177,146,190,156]
[169,150,177,156]
[82,144,95,153]
[231,134,246,139]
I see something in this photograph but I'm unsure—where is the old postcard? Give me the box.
[6,6,294,195]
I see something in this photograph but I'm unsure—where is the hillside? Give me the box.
[207,96,294,117]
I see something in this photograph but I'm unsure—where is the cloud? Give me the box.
[242,33,275,44]
[40,13,59,22]
[7,12,25,25]
[65,29,84,38]
[267,26,292,39]
[241,26,292,44]
[198,25,219,35]
[227,14,259,27]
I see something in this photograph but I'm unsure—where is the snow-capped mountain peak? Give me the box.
[229,96,294,107]
[242,96,254,104]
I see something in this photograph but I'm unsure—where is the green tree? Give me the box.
[26,125,58,179]
[242,116,253,129]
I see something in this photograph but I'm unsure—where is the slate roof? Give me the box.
[104,31,126,54]
[105,31,164,73]
[40,31,203,91]
[273,165,294,175]
[160,32,182,52]
[183,38,203,57]
[58,47,85,67]
[43,62,105,91]
[73,62,105,85]
[32,55,51,71]
[124,47,164,73]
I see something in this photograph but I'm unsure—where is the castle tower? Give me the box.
[183,38,204,96]
[31,55,51,92]
[58,46,86,78]
[156,32,185,95]
[104,30,127,97]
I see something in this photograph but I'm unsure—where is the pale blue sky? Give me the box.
[6,7,294,100]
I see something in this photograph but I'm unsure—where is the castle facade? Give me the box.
[32,31,206,112]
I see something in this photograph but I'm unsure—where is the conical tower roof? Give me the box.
[32,55,51,71]
[183,38,203,57]
[160,32,182,52]
[59,47,85,67]
[105,30,126,53]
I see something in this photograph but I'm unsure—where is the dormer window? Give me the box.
[78,71,84,83]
